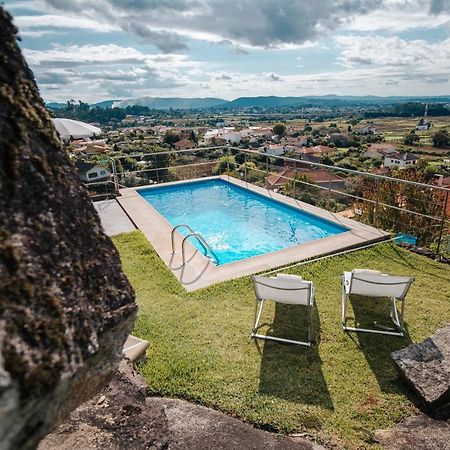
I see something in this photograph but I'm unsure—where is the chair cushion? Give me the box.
[276,273,303,281]
[352,269,382,275]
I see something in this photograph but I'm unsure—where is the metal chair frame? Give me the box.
[251,275,314,347]
[341,272,414,337]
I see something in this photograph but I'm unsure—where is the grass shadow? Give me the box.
[257,302,334,410]
[347,294,413,393]
[383,244,448,282]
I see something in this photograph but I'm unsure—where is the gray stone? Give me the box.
[374,414,450,450]
[0,7,136,449]
[391,325,450,409]
[40,360,323,450]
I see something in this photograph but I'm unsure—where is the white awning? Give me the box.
[52,118,102,141]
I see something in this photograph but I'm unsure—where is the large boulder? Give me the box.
[0,7,137,450]
[374,414,450,450]
[391,325,450,410]
[39,361,323,450]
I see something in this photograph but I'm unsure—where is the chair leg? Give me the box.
[341,278,348,329]
[252,299,265,334]
[390,298,405,334]
[251,300,312,347]
[307,296,314,344]
[344,296,405,337]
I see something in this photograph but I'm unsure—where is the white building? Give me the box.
[263,144,285,156]
[75,161,111,182]
[384,152,419,168]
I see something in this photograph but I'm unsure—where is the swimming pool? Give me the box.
[138,179,348,265]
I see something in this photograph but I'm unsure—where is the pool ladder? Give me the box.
[171,224,218,266]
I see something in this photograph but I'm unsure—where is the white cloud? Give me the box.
[37,0,384,52]
[24,43,200,101]
[13,14,117,32]
[347,0,450,32]
[335,35,450,74]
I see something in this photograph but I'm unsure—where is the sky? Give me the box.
[4,0,450,103]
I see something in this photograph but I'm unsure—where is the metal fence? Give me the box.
[84,146,450,255]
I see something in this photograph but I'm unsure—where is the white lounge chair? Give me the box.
[342,269,414,337]
[251,273,314,346]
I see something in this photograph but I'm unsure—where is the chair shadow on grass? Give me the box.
[256,302,334,411]
[346,294,413,394]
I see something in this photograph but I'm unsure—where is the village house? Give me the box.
[266,168,293,190]
[363,143,397,159]
[294,145,334,156]
[292,153,321,168]
[70,139,111,155]
[174,139,196,150]
[298,168,347,199]
[280,136,308,148]
[383,152,419,168]
[75,161,111,183]
[359,124,376,135]
[262,144,285,156]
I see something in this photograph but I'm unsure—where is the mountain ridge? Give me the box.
[46,94,450,111]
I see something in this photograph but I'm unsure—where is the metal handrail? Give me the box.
[181,232,218,266]
[111,145,450,193]
[171,224,196,254]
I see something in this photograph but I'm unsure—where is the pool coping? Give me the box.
[117,176,389,291]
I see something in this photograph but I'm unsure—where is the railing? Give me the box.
[171,224,196,254]
[83,145,449,255]
[181,233,218,265]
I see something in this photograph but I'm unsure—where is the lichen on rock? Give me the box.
[0,7,137,449]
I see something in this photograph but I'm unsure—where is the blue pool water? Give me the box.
[139,179,348,265]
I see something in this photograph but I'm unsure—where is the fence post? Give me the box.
[244,152,247,183]
[373,178,380,226]
[155,154,160,183]
[265,154,269,189]
[293,161,297,199]
[110,157,119,194]
[436,190,449,255]
[327,169,331,209]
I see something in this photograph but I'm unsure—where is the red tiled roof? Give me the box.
[301,169,344,183]
[267,169,293,187]
[311,145,335,154]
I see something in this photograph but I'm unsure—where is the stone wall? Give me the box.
[0,7,137,449]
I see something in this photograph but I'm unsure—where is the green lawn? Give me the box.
[113,231,450,449]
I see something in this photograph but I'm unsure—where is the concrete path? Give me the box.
[94,199,136,236]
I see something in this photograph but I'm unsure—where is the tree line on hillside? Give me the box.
[48,101,184,125]
[364,102,450,118]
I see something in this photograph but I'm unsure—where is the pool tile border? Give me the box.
[118,176,389,291]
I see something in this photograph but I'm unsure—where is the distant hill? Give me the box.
[47,95,450,112]
[113,97,229,110]
[47,100,118,110]
[92,100,118,109]
[224,95,450,109]
[46,102,66,109]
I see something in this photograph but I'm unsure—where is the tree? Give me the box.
[189,130,198,143]
[349,169,444,245]
[432,130,450,148]
[163,131,181,146]
[404,131,420,146]
[272,123,286,137]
